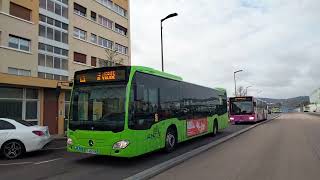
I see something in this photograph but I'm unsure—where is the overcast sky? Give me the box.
[130,0,320,99]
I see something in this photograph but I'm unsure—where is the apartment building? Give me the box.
[0,0,131,135]
[70,0,130,77]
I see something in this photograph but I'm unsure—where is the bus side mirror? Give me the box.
[253,102,257,107]
[69,82,74,87]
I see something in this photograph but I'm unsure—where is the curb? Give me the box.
[124,114,281,180]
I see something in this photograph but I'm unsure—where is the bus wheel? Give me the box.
[164,128,177,153]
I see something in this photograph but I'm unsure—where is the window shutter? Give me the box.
[10,3,31,21]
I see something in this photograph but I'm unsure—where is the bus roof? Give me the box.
[133,66,183,81]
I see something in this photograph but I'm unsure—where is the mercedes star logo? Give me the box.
[88,140,94,147]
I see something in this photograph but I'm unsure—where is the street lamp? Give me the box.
[234,70,243,97]
[245,86,252,96]
[161,13,178,72]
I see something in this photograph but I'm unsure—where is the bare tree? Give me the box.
[236,86,247,97]
[99,49,125,67]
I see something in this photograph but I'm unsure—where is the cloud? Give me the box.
[130,0,320,98]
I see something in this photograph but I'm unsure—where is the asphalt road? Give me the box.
[0,115,277,180]
[153,113,320,180]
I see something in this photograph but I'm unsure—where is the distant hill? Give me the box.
[260,96,310,112]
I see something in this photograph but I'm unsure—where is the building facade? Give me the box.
[0,0,130,134]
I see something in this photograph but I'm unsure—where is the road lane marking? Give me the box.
[33,158,62,165]
[0,162,33,166]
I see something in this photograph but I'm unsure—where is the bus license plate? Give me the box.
[86,149,98,154]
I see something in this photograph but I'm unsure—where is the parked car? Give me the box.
[0,118,51,159]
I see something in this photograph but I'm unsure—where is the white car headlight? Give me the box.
[67,138,73,145]
[113,140,129,149]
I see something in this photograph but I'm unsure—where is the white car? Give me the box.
[0,118,51,159]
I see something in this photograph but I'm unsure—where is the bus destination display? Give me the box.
[76,70,126,84]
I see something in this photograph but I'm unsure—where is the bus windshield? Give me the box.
[69,84,126,132]
[230,100,254,115]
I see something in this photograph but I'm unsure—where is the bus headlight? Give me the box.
[113,140,129,149]
[229,117,234,120]
[249,116,255,120]
[67,138,73,145]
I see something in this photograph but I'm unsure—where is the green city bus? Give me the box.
[67,66,228,157]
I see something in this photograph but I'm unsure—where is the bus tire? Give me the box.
[164,127,177,153]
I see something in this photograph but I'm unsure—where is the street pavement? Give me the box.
[0,115,277,180]
[153,113,320,180]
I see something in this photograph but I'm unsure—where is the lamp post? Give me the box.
[245,86,252,96]
[234,70,243,97]
[161,13,178,72]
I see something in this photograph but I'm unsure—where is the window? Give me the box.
[74,52,86,64]
[54,57,61,69]
[61,49,68,56]
[73,27,86,40]
[98,36,113,49]
[38,72,45,78]
[54,29,61,41]
[97,0,113,9]
[74,3,86,16]
[39,25,46,37]
[62,6,68,18]
[38,43,69,56]
[91,56,97,67]
[55,20,62,28]
[47,0,54,13]
[47,45,53,52]
[38,54,46,66]
[62,32,68,43]
[55,3,62,15]
[91,11,97,21]
[128,72,225,130]
[40,14,46,22]
[46,73,54,79]
[8,35,31,52]
[40,0,46,9]
[10,2,31,21]
[8,67,31,77]
[62,23,68,30]
[115,43,128,55]
[38,43,46,51]
[62,0,68,6]
[98,15,113,29]
[115,23,127,36]
[90,33,97,43]
[0,87,39,124]
[47,27,54,40]
[113,4,127,17]
[47,17,54,25]
[46,55,53,67]
[0,120,16,130]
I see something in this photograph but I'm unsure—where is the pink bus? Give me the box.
[229,96,268,124]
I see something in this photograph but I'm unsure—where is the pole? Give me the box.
[234,72,236,97]
[161,21,164,72]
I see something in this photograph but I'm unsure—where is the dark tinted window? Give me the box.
[14,119,33,127]
[129,72,227,130]
[0,120,16,130]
